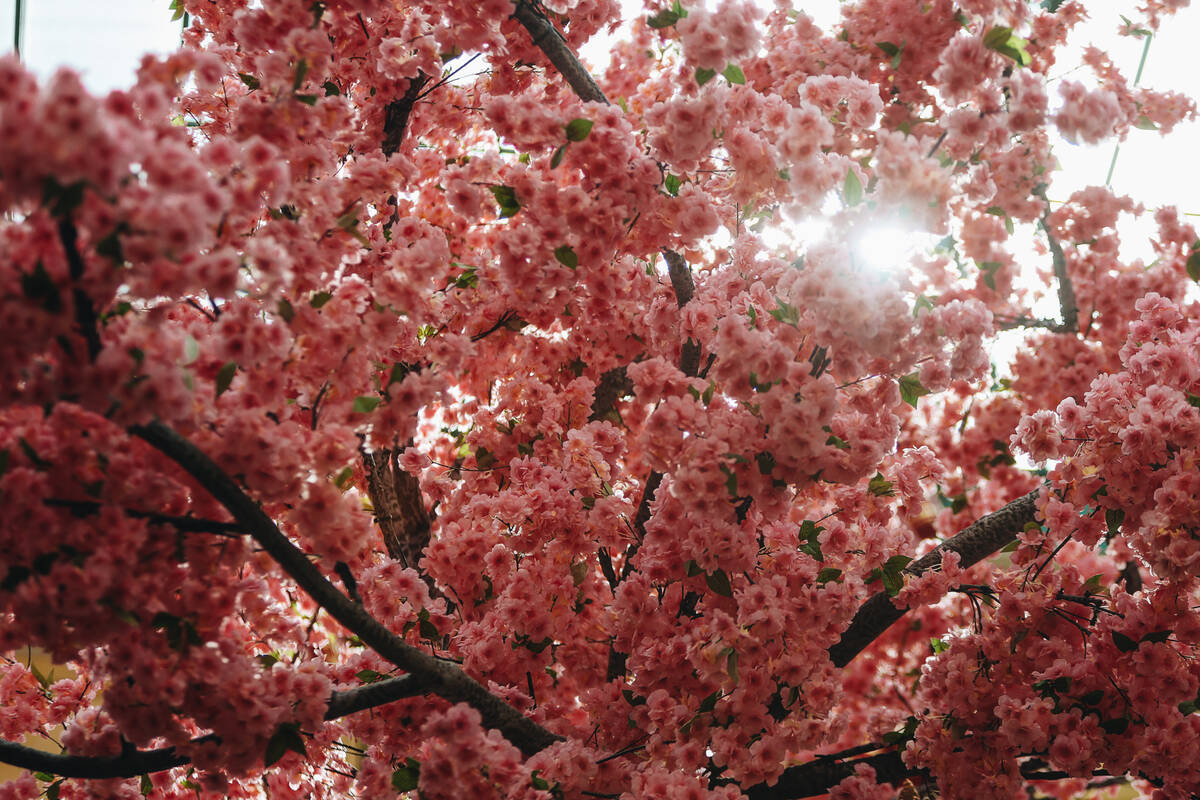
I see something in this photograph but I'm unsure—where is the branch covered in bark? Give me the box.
[828,489,1040,668]
[0,675,432,779]
[362,447,431,568]
[509,1,607,104]
[130,421,560,757]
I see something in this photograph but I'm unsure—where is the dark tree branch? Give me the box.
[827,489,1039,668]
[589,366,632,423]
[362,447,431,569]
[509,1,608,104]
[43,498,242,535]
[57,218,102,361]
[130,421,560,757]
[0,675,432,779]
[1039,197,1078,335]
[382,72,431,157]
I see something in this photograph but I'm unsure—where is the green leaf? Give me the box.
[875,41,903,69]
[695,67,716,86]
[768,297,800,327]
[697,690,719,713]
[1134,115,1158,130]
[264,722,307,767]
[842,168,863,206]
[647,5,685,28]
[913,294,935,317]
[565,118,594,141]
[798,520,824,562]
[310,291,333,309]
[140,774,153,795]
[664,173,681,196]
[391,758,420,792]
[489,185,521,218]
[418,608,440,640]
[684,559,705,577]
[323,80,340,96]
[294,93,319,106]
[353,395,381,414]
[978,260,1002,290]
[982,26,1031,66]
[277,298,296,322]
[816,566,842,584]
[554,245,579,269]
[719,464,738,497]
[1111,631,1138,653]
[726,649,739,682]
[1141,629,1172,644]
[21,262,62,314]
[868,472,895,496]
[755,451,775,475]
[333,466,354,490]
[825,433,850,451]
[238,72,260,90]
[292,59,309,91]
[215,361,238,398]
[1105,507,1124,537]
[721,63,745,84]
[531,770,552,791]
[706,569,734,597]
[898,372,930,408]
[1186,250,1200,282]
[46,780,63,800]
[930,637,949,654]
[550,144,567,169]
[182,335,199,365]
[1041,0,1066,10]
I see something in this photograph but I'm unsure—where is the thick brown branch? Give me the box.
[510,1,608,104]
[362,447,431,568]
[827,489,1039,668]
[58,218,102,361]
[589,366,633,423]
[382,72,431,157]
[0,675,431,779]
[130,421,560,757]
[662,249,700,378]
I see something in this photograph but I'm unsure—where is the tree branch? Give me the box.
[509,1,608,104]
[827,489,1039,668]
[130,421,560,757]
[0,675,432,779]
[58,218,102,362]
[362,447,431,569]
[382,72,431,157]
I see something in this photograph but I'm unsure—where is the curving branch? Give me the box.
[997,193,1077,335]
[0,675,432,780]
[130,421,560,757]
[361,447,431,569]
[827,489,1040,668]
[509,1,608,104]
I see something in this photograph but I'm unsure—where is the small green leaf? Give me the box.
[550,144,567,168]
[695,67,716,86]
[1134,115,1158,130]
[875,41,903,69]
[310,291,333,309]
[1105,507,1124,537]
[816,566,842,584]
[565,118,594,141]
[140,774,153,795]
[1111,631,1138,653]
[706,569,734,597]
[182,335,199,365]
[277,298,296,322]
[238,73,260,90]
[697,690,719,713]
[1141,629,1172,644]
[554,245,579,269]
[489,185,521,218]
[333,466,354,490]
[292,59,309,91]
[264,722,307,767]
[323,80,340,96]
[768,297,800,327]
[215,361,238,398]
[930,637,949,653]
[1186,251,1200,282]
[982,26,1031,66]
[293,93,318,106]
[842,168,863,206]
[913,294,935,316]
[721,63,745,84]
[898,372,931,408]
[664,173,681,196]
[391,758,420,792]
[647,4,685,28]
[798,520,824,562]
[868,472,895,496]
[353,395,381,413]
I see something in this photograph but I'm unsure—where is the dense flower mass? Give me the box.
[0,0,1197,798]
